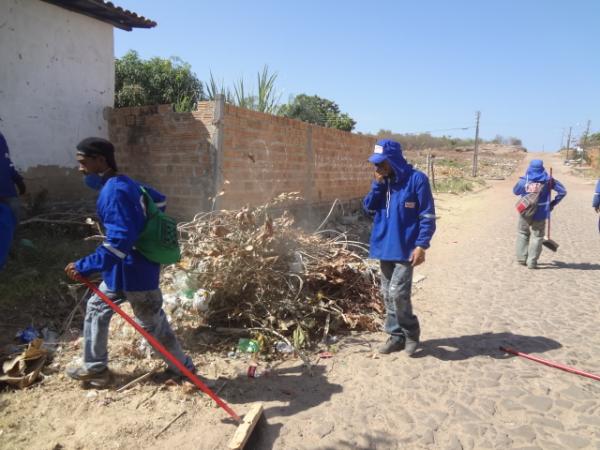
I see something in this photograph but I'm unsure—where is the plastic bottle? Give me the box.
[275,341,294,353]
[237,338,260,353]
[192,289,212,313]
[16,325,39,343]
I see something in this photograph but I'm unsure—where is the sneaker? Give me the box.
[404,337,420,357]
[527,263,538,270]
[66,366,111,388]
[378,337,405,354]
[152,364,197,385]
[517,260,527,266]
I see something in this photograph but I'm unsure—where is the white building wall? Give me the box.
[0,0,114,171]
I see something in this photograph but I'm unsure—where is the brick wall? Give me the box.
[218,103,376,210]
[108,99,377,219]
[107,103,217,219]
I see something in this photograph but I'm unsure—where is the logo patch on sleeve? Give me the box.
[405,202,416,208]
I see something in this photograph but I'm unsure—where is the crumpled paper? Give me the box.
[0,338,47,388]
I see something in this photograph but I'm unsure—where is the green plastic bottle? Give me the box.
[237,338,260,353]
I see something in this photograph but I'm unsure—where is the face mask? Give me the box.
[84,174,104,191]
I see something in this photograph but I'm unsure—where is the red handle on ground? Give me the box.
[77,276,241,422]
[500,346,600,382]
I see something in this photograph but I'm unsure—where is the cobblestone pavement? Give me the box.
[254,153,600,450]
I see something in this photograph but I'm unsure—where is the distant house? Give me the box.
[0,0,155,200]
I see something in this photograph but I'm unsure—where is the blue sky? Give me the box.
[113,0,600,151]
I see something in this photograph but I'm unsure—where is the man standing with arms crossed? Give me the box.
[364,139,436,356]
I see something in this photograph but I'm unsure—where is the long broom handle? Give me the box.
[500,346,600,382]
[77,276,241,422]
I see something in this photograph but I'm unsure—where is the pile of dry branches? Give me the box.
[162,193,382,348]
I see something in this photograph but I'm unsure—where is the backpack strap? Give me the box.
[139,186,159,219]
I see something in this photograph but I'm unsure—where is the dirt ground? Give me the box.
[1,152,599,450]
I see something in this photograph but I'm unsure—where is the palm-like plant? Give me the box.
[206,65,281,114]
[256,65,281,114]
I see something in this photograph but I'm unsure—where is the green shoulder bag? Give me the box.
[135,187,181,265]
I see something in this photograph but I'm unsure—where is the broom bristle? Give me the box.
[543,239,559,252]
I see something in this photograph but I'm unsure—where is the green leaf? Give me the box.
[292,325,306,349]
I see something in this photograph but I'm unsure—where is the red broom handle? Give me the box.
[500,346,600,382]
[77,276,241,422]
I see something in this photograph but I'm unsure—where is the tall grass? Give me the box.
[434,177,485,194]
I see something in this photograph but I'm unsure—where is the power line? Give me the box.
[423,126,473,134]
[381,126,473,135]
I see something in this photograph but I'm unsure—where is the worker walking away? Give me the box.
[513,159,566,269]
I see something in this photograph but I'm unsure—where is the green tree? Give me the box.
[115,50,204,112]
[280,94,356,131]
[583,132,600,147]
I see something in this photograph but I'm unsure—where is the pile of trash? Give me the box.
[0,326,62,389]
[161,193,382,350]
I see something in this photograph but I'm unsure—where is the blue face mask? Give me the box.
[84,174,104,191]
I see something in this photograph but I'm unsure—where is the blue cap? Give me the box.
[368,139,403,164]
[528,159,544,172]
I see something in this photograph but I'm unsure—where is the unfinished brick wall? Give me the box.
[218,103,376,210]
[107,103,217,219]
[107,99,377,219]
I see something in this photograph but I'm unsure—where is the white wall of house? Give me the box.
[0,0,114,171]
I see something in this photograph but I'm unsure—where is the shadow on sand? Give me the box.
[413,331,561,361]
[536,260,600,271]
[221,363,343,450]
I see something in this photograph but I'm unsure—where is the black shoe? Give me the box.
[152,364,198,384]
[66,366,111,388]
[404,337,420,357]
[378,337,405,354]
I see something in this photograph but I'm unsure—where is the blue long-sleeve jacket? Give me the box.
[363,157,436,261]
[593,179,600,209]
[0,132,24,198]
[513,176,566,221]
[594,179,600,233]
[75,175,167,292]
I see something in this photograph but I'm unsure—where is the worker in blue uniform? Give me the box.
[513,159,566,268]
[64,137,194,388]
[364,139,436,356]
[593,179,600,232]
[0,131,26,270]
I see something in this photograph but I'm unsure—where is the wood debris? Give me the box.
[162,193,382,350]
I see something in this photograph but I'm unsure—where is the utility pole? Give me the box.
[583,120,591,148]
[581,119,592,163]
[471,111,481,177]
[565,126,572,161]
